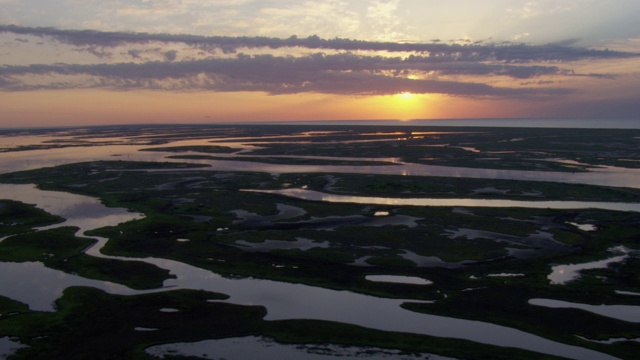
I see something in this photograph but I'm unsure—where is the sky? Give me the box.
[0,0,639,127]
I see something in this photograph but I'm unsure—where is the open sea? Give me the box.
[279,118,640,129]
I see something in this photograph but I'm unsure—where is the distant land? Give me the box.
[5,118,638,131]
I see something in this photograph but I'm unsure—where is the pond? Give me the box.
[547,246,632,285]
[365,275,433,285]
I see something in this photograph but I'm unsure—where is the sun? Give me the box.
[382,91,428,120]
[397,92,414,100]
[364,92,431,121]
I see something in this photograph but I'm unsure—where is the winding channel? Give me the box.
[0,183,620,360]
[247,188,640,213]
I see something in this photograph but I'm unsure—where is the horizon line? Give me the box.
[1,118,639,131]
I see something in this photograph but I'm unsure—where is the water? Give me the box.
[568,222,597,231]
[282,118,640,129]
[0,184,618,360]
[234,237,331,252]
[0,337,26,359]
[529,299,640,323]
[406,118,640,129]
[248,188,640,213]
[547,247,632,285]
[0,184,143,235]
[146,336,457,359]
[2,135,640,189]
[365,275,433,285]
[0,261,144,312]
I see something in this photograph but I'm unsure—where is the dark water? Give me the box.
[280,118,640,129]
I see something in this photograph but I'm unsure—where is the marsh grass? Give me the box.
[0,200,64,237]
[0,227,172,289]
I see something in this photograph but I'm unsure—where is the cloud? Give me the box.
[0,25,636,99]
[540,97,640,119]
[0,53,573,98]
[506,2,542,21]
[365,0,405,41]
[163,50,178,61]
[256,1,360,38]
[127,49,143,59]
[1,24,636,61]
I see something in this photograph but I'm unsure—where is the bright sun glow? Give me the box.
[397,92,414,100]
[383,92,429,121]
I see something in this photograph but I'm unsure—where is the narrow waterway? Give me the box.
[247,188,640,213]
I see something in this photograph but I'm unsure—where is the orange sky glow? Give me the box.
[0,1,639,127]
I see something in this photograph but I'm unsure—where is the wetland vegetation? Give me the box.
[0,124,639,359]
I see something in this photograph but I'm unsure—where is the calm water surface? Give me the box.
[1,134,640,189]
[0,337,25,359]
[547,247,632,285]
[145,336,456,359]
[365,275,433,285]
[529,299,640,323]
[248,189,640,213]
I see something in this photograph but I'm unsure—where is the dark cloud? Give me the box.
[1,24,637,62]
[83,46,112,59]
[539,97,640,119]
[163,50,178,62]
[0,25,633,99]
[0,54,572,98]
[127,49,143,59]
[400,56,566,78]
[0,77,14,88]
[520,80,555,86]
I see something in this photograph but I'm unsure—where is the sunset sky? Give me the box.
[1,0,639,127]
